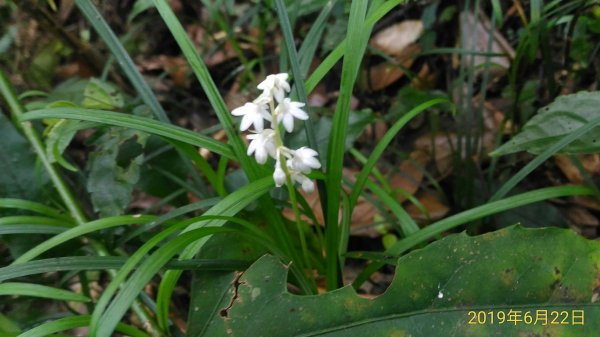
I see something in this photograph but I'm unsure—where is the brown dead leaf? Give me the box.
[572,196,600,212]
[554,154,600,184]
[411,63,437,90]
[405,191,449,223]
[370,20,424,56]
[138,55,190,88]
[566,206,599,227]
[389,150,429,202]
[454,11,514,73]
[364,44,421,91]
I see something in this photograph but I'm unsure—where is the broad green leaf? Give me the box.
[187,271,238,337]
[0,283,90,302]
[202,226,600,336]
[0,113,49,204]
[0,112,51,258]
[87,127,146,217]
[81,78,124,110]
[45,120,95,172]
[493,91,600,155]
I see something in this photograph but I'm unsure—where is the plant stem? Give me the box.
[0,70,162,337]
[269,98,315,292]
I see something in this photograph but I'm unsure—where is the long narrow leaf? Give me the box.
[305,0,406,93]
[13,215,156,264]
[20,108,234,159]
[152,0,255,176]
[0,199,70,220]
[353,185,595,287]
[324,0,369,290]
[490,115,600,202]
[0,283,90,302]
[155,177,275,329]
[0,257,248,283]
[17,315,148,337]
[95,227,236,337]
[349,99,450,209]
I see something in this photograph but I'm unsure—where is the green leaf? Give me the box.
[87,127,146,217]
[81,78,124,110]
[0,112,51,258]
[45,120,95,172]
[0,283,90,302]
[16,315,149,337]
[202,226,600,336]
[0,256,248,282]
[19,108,235,159]
[288,110,374,162]
[493,91,600,155]
[0,113,49,204]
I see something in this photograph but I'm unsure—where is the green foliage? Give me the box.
[493,91,600,155]
[87,126,146,217]
[202,226,600,336]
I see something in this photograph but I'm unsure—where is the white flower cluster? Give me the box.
[231,73,321,192]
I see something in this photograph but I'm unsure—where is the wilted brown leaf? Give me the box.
[364,44,421,91]
[389,150,429,202]
[371,20,424,56]
[554,154,600,184]
[405,191,449,223]
[455,11,514,72]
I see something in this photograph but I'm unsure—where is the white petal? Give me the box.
[273,166,286,187]
[255,148,268,164]
[301,178,314,193]
[247,139,257,156]
[240,115,253,131]
[283,114,294,132]
[253,113,264,132]
[290,106,308,120]
[274,89,285,103]
[231,104,248,116]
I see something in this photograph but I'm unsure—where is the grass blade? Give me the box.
[0,283,90,302]
[305,0,406,94]
[324,0,370,290]
[490,115,600,202]
[353,185,596,287]
[152,0,257,178]
[20,108,235,159]
[95,227,236,337]
[0,199,70,220]
[17,315,149,337]
[0,257,248,283]
[13,215,156,264]
[274,0,317,149]
[349,99,451,209]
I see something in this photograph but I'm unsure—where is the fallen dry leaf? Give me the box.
[455,11,514,72]
[370,20,424,56]
[405,191,449,223]
[554,154,600,184]
[389,149,429,202]
[364,44,421,91]
[566,206,599,227]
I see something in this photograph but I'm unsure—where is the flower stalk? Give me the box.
[231,73,321,275]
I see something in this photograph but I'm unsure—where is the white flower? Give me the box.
[246,129,276,164]
[273,159,286,187]
[257,73,291,103]
[287,172,314,193]
[231,99,269,132]
[289,147,321,173]
[275,98,308,133]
